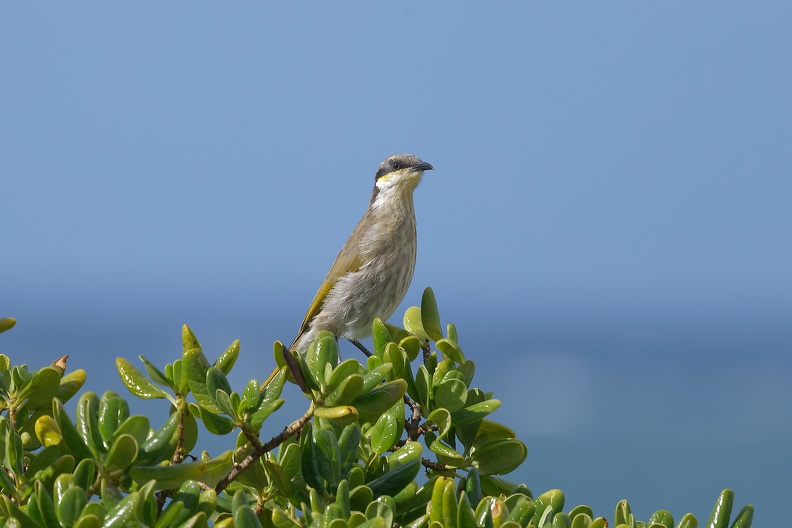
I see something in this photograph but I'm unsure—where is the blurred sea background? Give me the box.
[2,3,790,525]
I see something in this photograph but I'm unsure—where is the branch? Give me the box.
[214,403,314,495]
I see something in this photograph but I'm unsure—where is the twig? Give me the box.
[421,458,447,472]
[404,395,423,442]
[214,403,315,495]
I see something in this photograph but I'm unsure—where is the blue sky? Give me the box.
[2,2,790,524]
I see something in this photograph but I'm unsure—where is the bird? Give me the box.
[266,154,433,386]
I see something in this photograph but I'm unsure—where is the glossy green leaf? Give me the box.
[399,336,422,362]
[55,369,87,404]
[34,415,62,447]
[195,403,235,435]
[183,346,220,413]
[403,306,428,341]
[706,489,733,528]
[338,423,362,476]
[353,379,407,423]
[730,505,753,528]
[465,467,482,506]
[32,481,60,527]
[349,485,374,513]
[250,398,285,426]
[112,414,150,448]
[372,318,391,358]
[369,412,400,454]
[0,318,16,334]
[421,288,444,341]
[361,364,393,393]
[648,510,674,528]
[25,444,61,480]
[214,339,240,375]
[384,343,405,378]
[138,411,180,465]
[453,399,501,424]
[17,366,62,410]
[387,441,423,470]
[73,458,96,490]
[98,394,131,446]
[473,438,527,475]
[314,427,342,487]
[506,496,535,526]
[0,494,40,528]
[367,458,421,498]
[103,491,140,528]
[104,433,139,475]
[116,357,168,400]
[434,378,467,413]
[206,366,232,403]
[52,399,93,460]
[129,460,206,489]
[314,405,359,426]
[532,489,565,527]
[436,339,464,364]
[57,486,88,528]
[139,355,174,391]
[325,374,365,407]
[76,392,105,459]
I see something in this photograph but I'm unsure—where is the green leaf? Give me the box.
[183,346,220,413]
[420,288,444,341]
[706,489,733,528]
[98,394,131,447]
[314,428,342,487]
[192,403,235,435]
[103,491,140,528]
[56,369,87,404]
[52,399,93,460]
[453,400,501,424]
[214,340,241,375]
[367,458,421,498]
[372,318,391,358]
[206,367,233,407]
[399,336,421,362]
[314,405,359,426]
[369,412,400,454]
[104,433,139,475]
[338,424,362,477]
[353,380,407,423]
[403,306,428,341]
[250,398,285,426]
[325,374,364,407]
[0,318,16,334]
[17,366,62,410]
[139,355,174,390]
[532,489,565,527]
[730,505,753,528]
[472,438,527,476]
[129,460,206,490]
[57,486,88,528]
[34,415,62,447]
[436,339,464,364]
[361,364,393,393]
[433,378,467,413]
[116,357,168,400]
[648,510,674,528]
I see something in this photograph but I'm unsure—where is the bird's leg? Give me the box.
[349,338,373,357]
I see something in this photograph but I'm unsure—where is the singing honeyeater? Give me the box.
[267,154,433,384]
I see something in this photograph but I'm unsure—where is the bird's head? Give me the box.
[371,154,433,207]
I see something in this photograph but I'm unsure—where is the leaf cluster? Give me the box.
[0,293,754,527]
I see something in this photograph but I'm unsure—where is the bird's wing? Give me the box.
[291,229,366,348]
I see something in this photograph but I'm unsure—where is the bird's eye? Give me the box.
[391,161,401,170]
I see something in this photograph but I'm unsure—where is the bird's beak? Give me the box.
[412,162,434,172]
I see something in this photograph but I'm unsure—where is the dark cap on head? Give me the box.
[375,154,434,181]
